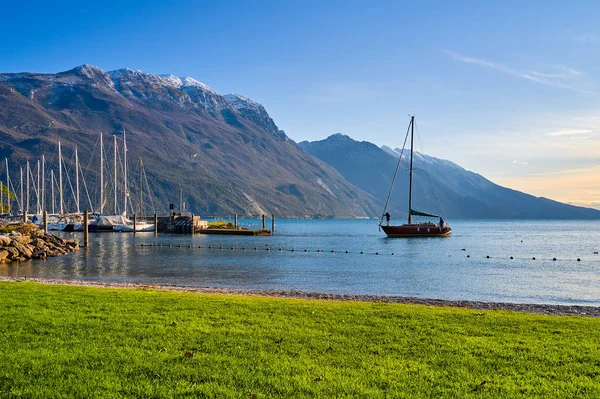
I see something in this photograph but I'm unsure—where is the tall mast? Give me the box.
[139,157,143,217]
[58,141,63,214]
[75,146,80,214]
[36,160,40,214]
[100,133,104,214]
[114,135,117,215]
[20,167,23,214]
[26,161,30,215]
[41,155,45,213]
[123,128,127,217]
[51,170,55,214]
[5,159,9,214]
[408,115,415,225]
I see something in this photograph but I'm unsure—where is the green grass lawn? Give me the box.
[0,282,599,398]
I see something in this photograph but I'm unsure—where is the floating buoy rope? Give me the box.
[132,243,593,261]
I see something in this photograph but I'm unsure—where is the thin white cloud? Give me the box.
[444,50,592,94]
[547,129,593,137]
[529,164,600,177]
[571,116,600,122]
[575,33,600,43]
[444,50,524,78]
[512,160,529,165]
[528,65,582,79]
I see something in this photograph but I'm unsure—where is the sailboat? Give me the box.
[113,157,154,232]
[379,115,451,237]
[109,129,155,233]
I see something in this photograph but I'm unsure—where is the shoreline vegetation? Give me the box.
[1,276,598,318]
[1,280,600,397]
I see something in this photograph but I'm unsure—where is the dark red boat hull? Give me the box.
[381,224,451,237]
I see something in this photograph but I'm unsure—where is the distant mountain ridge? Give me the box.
[0,65,378,217]
[299,134,600,219]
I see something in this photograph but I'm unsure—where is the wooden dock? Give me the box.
[155,213,275,236]
[198,228,271,236]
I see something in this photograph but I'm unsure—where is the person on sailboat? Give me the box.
[439,217,444,227]
[385,212,391,226]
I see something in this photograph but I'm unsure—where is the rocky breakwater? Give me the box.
[0,225,80,263]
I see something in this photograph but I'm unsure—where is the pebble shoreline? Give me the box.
[1,276,598,318]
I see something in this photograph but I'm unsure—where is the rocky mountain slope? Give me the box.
[0,65,378,218]
[299,134,600,219]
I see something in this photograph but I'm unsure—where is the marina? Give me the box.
[0,134,277,236]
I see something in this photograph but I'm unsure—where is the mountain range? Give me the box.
[0,64,598,219]
[299,134,600,219]
[0,65,377,218]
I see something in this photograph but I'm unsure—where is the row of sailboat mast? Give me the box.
[3,129,143,218]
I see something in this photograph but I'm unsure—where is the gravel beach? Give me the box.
[2,276,599,318]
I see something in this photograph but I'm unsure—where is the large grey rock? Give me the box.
[32,248,47,259]
[31,238,46,249]
[0,235,11,246]
[10,241,32,258]
[5,246,19,260]
[65,241,80,251]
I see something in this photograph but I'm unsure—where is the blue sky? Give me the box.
[2,0,599,208]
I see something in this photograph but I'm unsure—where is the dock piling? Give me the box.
[43,211,48,233]
[133,214,136,235]
[154,214,158,236]
[234,214,238,229]
[262,214,265,230]
[271,214,275,235]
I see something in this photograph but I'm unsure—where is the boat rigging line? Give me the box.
[381,117,411,223]
[413,119,447,220]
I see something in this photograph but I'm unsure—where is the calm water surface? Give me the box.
[2,219,599,306]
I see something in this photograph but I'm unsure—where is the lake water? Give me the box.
[1,219,599,306]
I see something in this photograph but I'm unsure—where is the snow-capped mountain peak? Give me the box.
[71,64,104,76]
[223,93,281,135]
[223,93,262,111]
[328,132,352,140]
[157,74,183,88]
[180,76,216,93]
[1,64,276,129]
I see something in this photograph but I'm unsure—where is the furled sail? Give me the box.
[409,208,439,218]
